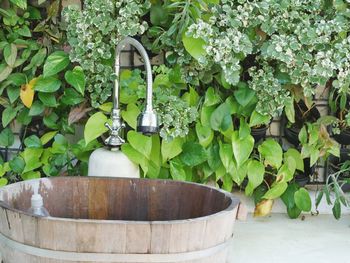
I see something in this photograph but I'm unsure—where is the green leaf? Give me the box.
[222,173,233,192]
[9,0,27,9]
[43,112,59,129]
[161,137,184,163]
[284,97,295,123]
[210,102,232,131]
[22,171,41,180]
[287,205,302,219]
[182,87,199,107]
[122,103,140,130]
[219,142,233,171]
[207,143,222,171]
[29,100,44,116]
[315,190,324,208]
[294,188,311,212]
[4,43,17,67]
[245,160,265,196]
[150,4,169,26]
[43,51,69,77]
[201,105,215,127]
[249,110,270,127]
[17,108,32,125]
[281,182,299,209]
[61,88,84,105]
[298,126,307,144]
[258,139,283,169]
[6,73,26,86]
[51,135,68,154]
[310,148,320,167]
[121,143,148,174]
[38,92,57,107]
[332,200,341,220]
[277,163,294,182]
[263,182,288,199]
[170,160,186,181]
[127,131,153,159]
[234,86,255,107]
[180,142,207,167]
[2,106,18,127]
[284,148,304,172]
[204,87,221,106]
[84,112,108,145]
[0,178,8,187]
[7,86,20,103]
[232,131,254,167]
[0,64,13,82]
[239,119,250,139]
[21,148,42,173]
[231,163,247,185]
[34,76,61,93]
[182,33,206,61]
[0,128,14,147]
[65,66,85,95]
[196,122,214,148]
[148,135,161,178]
[24,48,47,71]
[40,131,58,145]
[9,156,25,174]
[17,25,31,37]
[24,135,42,148]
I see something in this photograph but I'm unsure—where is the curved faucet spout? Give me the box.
[105,37,159,148]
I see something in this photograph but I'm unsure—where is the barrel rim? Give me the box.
[0,177,240,224]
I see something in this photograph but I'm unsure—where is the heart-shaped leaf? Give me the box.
[258,139,283,169]
[43,51,69,77]
[232,131,254,167]
[65,66,85,95]
[294,188,311,212]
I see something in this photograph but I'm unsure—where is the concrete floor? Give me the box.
[229,213,350,263]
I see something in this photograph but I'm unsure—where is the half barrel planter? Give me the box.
[0,177,240,263]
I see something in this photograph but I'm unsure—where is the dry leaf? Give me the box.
[20,78,38,108]
[68,103,92,125]
[254,199,274,217]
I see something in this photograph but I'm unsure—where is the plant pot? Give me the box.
[328,148,350,191]
[294,158,315,187]
[251,124,269,142]
[284,101,320,146]
[333,128,350,145]
[284,125,300,146]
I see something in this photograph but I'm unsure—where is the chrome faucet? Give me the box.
[105,37,159,148]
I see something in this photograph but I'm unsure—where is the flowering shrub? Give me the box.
[63,0,150,107]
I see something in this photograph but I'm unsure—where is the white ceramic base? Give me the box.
[88,148,140,178]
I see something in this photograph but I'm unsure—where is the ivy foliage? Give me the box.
[63,0,150,107]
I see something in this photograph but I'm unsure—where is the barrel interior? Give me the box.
[0,177,234,221]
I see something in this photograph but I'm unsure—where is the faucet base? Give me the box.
[88,147,140,178]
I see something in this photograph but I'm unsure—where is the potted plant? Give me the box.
[329,89,350,145]
[317,156,350,219]
[231,82,272,143]
[328,148,350,192]
[283,100,320,146]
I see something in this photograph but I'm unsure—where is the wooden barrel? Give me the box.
[0,177,240,263]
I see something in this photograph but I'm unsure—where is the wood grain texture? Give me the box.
[0,177,239,263]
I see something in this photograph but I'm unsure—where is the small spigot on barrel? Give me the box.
[88,37,159,178]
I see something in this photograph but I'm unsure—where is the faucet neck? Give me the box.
[114,37,153,112]
[105,37,157,148]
